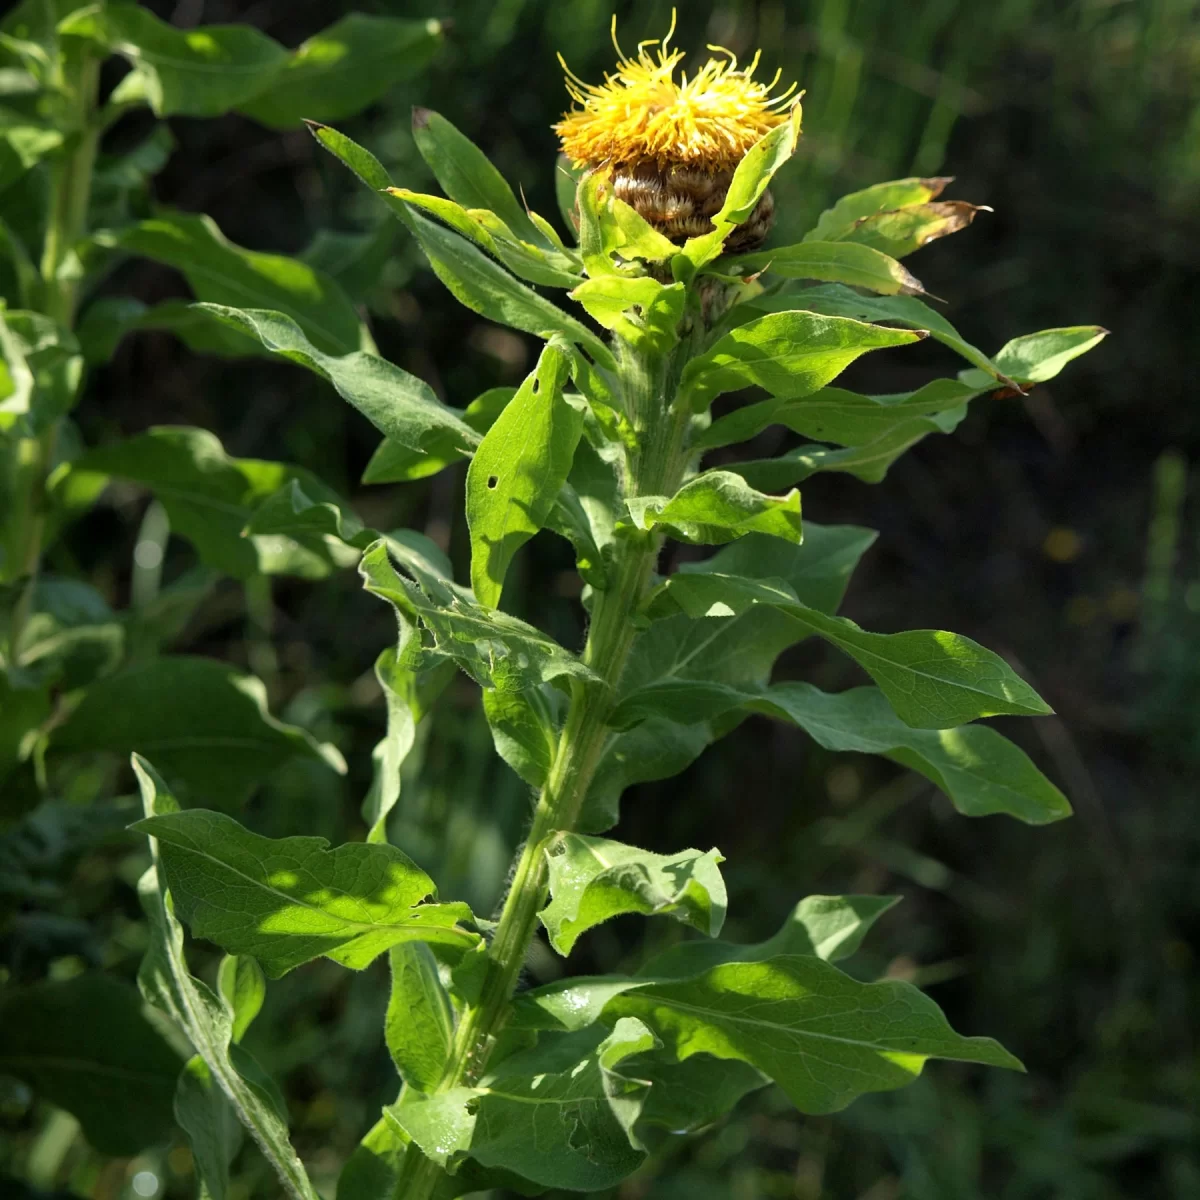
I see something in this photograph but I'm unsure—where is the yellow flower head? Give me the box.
[555,15,798,172]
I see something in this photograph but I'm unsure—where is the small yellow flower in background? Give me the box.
[554,13,800,251]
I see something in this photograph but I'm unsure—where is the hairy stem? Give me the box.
[395,339,694,1197]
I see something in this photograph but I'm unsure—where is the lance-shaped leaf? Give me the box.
[540,834,727,955]
[683,104,803,271]
[583,525,877,830]
[612,679,1069,824]
[360,538,598,691]
[60,5,288,117]
[196,305,478,457]
[835,201,985,258]
[467,341,583,606]
[604,954,1021,1113]
[513,894,900,1034]
[131,807,480,977]
[386,943,454,1093]
[483,685,558,788]
[804,176,954,242]
[76,296,263,362]
[626,470,801,545]
[966,325,1109,387]
[0,972,182,1155]
[363,386,513,485]
[305,122,613,367]
[238,15,442,128]
[389,1020,657,1191]
[695,377,986,454]
[174,1055,243,1200]
[726,240,924,296]
[95,213,368,355]
[647,573,1052,729]
[681,311,925,411]
[50,655,344,806]
[133,758,319,1200]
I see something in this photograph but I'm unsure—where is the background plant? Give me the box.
[2,3,1198,1199]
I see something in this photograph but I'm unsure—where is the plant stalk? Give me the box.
[394,339,694,1198]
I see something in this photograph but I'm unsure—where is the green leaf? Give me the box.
[364,630,421,846]
[683,104,803,270]
[626,470,801,545]
[242,478,370,550]
[614,680,1070,824]
[570,275,685,355]
[49,656,344,806]
[514,895,899,1034]
[175,1056,243,1200]
[804,176,953,242]
[482,685,557,788]
[386,943,454,1092]
[133,758,319,1200]
[360,538,598,692]
[540,833,727,955]
[467,341,582,606]
[695,377,985,454]
[54,425,351,579]
[196,305,477,458]
[969,325,1109,387]
[648,573,1053,728]
[95,213,369,356]
[0,973,181,1155]
[411,107,546,248]
[217,955,266,1045]
[131,807,479,978]
[390,1020,656,1190]
[0,122,62,194]
[239,16,442,127]
[75,296,262,363]
[546,435,622,588]
[61,4,288,117]
[681,311,925,411]
[727,240,924,295]
[363,386,512,485]
[0,307,83,433]
[631,1054,768,1142]
[836,202,984,258]
[605,954,1021,1113]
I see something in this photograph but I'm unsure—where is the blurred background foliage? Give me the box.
[3,0,1199,1197]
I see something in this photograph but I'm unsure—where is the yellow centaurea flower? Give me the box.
[554,15,799,250]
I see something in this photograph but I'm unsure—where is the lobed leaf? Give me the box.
[131,807,480,978]
[540,833,727,955]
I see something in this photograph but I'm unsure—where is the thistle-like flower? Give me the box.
[554,16,799,252]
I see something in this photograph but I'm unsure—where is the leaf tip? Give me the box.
[412,106,433,131]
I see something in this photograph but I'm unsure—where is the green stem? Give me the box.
[6,52,99,663]
[394,340,694,1198]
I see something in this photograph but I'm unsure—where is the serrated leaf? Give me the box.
[61,4,288,117]
[389,1020,656,1190]
[727,240,924,296]
[626,470,801,545]
[605,954,1021,1113]
[541,833,727,955]
[53,425,351,579]
[804,176,953,242]
[360,538,598,692]
[133,758,319,1200]
[386,943,454,1093]
[647,572,1052,728]
[95,212,368,355]
[239,15,442,128]
[0,973,181,1155]
[681,311,924,411]
[131,808,479,978]
[196,304,477,460]
[49,655,344,806]
[467,341,582,606]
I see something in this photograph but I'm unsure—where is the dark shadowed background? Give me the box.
[4,1,1199,1197]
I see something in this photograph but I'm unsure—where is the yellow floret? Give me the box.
[555,15,798,171]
